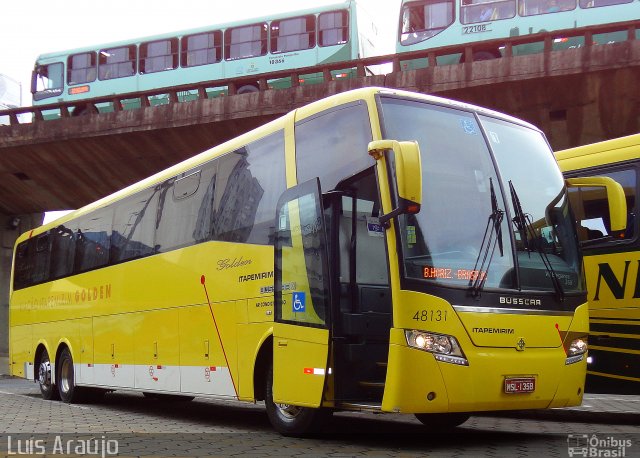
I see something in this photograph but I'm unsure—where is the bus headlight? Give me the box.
[405,330,469,366]
[565,337,588,365]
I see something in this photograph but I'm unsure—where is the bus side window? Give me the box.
[140,38,179,74]
[271,15,315,53]
[318,10,349,46]
[211,131,286,245]
[99,45,136,80]
[111,188,159,263]
[295,101,373,192]
[74,209,114,273]
[225,23,268,60]
[155,166,211,252]
[579,0,632,7]
[32,234,51,285]
[181,31,222,67]
[68,52,97,85]
[50,225,76,279]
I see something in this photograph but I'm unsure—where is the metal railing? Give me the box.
[0,19,637,126]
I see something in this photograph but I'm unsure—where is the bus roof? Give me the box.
[24,86,541,242]
[555,134,640,173]
[36,1,355,62]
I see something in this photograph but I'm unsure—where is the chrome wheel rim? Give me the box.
[38,360,51,387]
[276,403,303,420]
[60,357,73,394]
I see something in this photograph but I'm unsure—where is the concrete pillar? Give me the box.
[0,213,43,357]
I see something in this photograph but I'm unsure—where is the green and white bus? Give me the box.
[397,0,639,65]
[31,0,381,114]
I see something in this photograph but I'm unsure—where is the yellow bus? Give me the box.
[556,134,639,394]
[10,87,616,435]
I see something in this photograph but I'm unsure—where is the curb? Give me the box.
[485,408,640,425]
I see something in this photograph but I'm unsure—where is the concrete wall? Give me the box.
[0,213,43,356]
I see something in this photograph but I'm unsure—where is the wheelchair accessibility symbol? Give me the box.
[292,292,306,313]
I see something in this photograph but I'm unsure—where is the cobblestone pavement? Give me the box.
[0,376,637,457]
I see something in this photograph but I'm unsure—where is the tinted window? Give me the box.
[140,38,179,73]
[50,225,76,279]
[68,52,97,85]
[98,45,137,80]
[213,131,286,244]
[181,31,222,67]
[75,210,113,272]
[271,16,316,53]
[295,102,373,192]
[155,165,214,252]
[225,23,268,60]
[111,188,160,263]
[13,241,31,290]
[318,10,349,46]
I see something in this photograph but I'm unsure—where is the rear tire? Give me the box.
[264,361,331,436]
[57,347,84,403]
[472,51,498,61]
[37,349,59,401]
[415,412,470,429]
[237,84,259,94]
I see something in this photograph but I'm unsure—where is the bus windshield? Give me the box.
[379,96,583,297]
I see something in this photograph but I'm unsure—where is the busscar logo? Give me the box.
[499,296,542,306]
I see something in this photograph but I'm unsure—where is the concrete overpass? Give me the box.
[0,21,638,357]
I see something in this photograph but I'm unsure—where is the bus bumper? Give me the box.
[381,328,586,413]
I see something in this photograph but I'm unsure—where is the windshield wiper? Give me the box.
[470,178,504,297]
[508,181,565,301]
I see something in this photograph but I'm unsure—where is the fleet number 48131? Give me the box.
[413,310,447,322]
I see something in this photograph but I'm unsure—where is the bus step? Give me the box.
[358,381,385,388]
[336,401,382,411]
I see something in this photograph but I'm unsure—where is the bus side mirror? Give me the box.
[368,140,422,226]
[566,176,627,232]
[30,70,37,95]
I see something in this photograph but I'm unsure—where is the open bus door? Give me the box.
[273,178,331,411]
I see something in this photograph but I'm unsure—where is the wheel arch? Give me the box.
[54,339,73,369]
[253,332,274,402]
[33,342,49,381]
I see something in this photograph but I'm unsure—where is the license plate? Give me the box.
[504,377,535,394]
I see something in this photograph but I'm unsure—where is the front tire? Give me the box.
[264,361,330,436]
[37,349,59,401]
[415,412,470,429]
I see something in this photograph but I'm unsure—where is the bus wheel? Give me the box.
[237,84,259,95]
[73,105,97,116]
[472,51,497,61]
[264,362,330,436]
[37,349,59,401]
[414,412,470,429]
[57,347,81,403]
